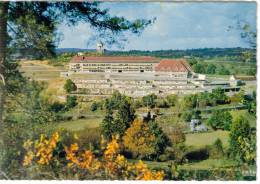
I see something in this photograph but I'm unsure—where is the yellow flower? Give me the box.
[23,139,33,150]
[104,136,120,159]
[115,154,127,166]
[135,160,147,172]
[23,151,34,166]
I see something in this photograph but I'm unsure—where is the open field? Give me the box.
[130,158,238,170]
[56,117,102,131]
[19,60,66,81]
[203,59,256,76]
[185,130,229,148]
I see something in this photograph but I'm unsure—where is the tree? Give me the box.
[229,116,252,162]
[243,91,256,116]
[101,108,114,139]
[211,88,229,105]
[217,65,230,75]
[65,95,77,109]
[206,64,216,74]
[192,63,206,73]
[207,111,232,130]
[123,119,156,158]
[182,94,197,109]
[64,79,77,93]
[49,101,65,113]
[113,98,135,137]
[142,93,157,108]
[148,120,171,157]
[0,1,152,134]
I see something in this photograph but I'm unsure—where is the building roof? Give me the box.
[155,59,193,72]
[70,56,160,63]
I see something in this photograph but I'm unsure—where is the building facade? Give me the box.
[69,56,193,79]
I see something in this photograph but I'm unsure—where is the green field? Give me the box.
[130,158,237,170]
[57,117,102,131]
[185,130,229,148]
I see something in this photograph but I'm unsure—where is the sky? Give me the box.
[58,2,256,51]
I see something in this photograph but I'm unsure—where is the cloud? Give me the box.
[58,2,256,50]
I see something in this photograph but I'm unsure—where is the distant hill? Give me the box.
[56,47,255,60]
[56,48,95,54]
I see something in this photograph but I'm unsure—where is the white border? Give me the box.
[0,0,259,184]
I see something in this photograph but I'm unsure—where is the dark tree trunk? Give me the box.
[0,2,8,130]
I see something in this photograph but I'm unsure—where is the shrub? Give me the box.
[181,111,192,122]
[166,94,177,107]
[207,111,232,130]
[142,93,157,108]
[22,132,165,180]
[90,102,98,111]
[65,95,77,109]
[206,64,216,74]
[229,115,254,163]
[49,102,65,113]
[64,79,77,93]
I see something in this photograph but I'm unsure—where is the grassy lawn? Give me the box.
[185,130,229,148]
[129,158,237,170]
[180,159,238,170]
[56,117,102,131]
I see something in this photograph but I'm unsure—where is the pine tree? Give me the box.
[101,108,114,139]
[113,98,135,137]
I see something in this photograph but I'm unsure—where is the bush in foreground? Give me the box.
[22,132,164,180]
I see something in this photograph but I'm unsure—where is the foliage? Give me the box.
[148,120,171,157]
[230,90,245,103]
[0,76,56,178]
[75,128,102,150]
[123,119,156,158]
[206,63,217,74]
[101,95,135,139]
[48,101,65,113]
[90,102,98,112]
[192,63,206,73]
[65,96,77,109]
[229,115,254,163]
[181,111,192,122]
[166,94,178,107]
[182,94,198,109]
[243,91,256,116]
[208,138,224,159]
[142,93,157,108]
[101,108,115,139]
[176,167,243,180]
[217,65,230,75]
[113,98,135,137]
[211,88,229,105]
[207,111,232,130]
[64,79,77,93]
[22,132,165,180]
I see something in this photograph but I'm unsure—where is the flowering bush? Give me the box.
[23,132,165,180]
